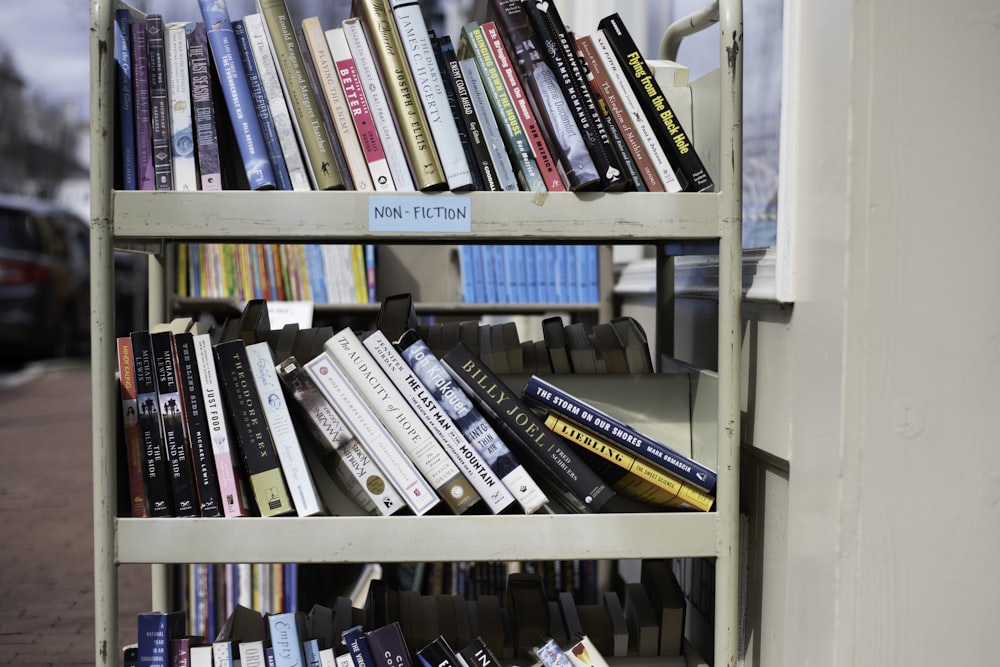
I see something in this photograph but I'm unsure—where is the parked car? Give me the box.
[0,194,93,362]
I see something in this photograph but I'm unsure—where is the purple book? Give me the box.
[130,20,154,190]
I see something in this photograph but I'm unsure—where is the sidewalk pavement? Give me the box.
[0,359,150,666]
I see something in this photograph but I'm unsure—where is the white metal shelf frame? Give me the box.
[90,1,742,665]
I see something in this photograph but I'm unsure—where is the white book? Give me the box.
[459,57,519,191]
[243,12,312,191]
[334,650,354,667]
[592,29,683,193]
[239,640,267,667]
[325,327,479,515]
[304,352,438,515]
[165,22,199,191]
[389,0,473,191]
[363,329,515,514]
[342,16,415,191]
[192,333,250,517]
[245,341,325,516]
[191,644,214,667]
[319,648,338,667]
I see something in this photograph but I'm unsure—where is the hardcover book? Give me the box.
[130,331,173,516]
[116,336,149,517]
[137,611,186,667]
[363,622,414,667]
[396,330,547,514]
[342,625,376,667]
[196,0,277,190]
[623,582,659,657]
[267,611,308,667]
[563,635,612,667]
[455,56,518,192]
[416,635,463,667]
[165,22,200,191]
[457,636,503,667]
[130,18,155,190]
[640,559,686,656]
[186,21,224,191]
[325,327,478,514]
[145,14,174,190]
[114,9,137,190]
[257,0,345,190]
[523,375,717,493]
[441,342,615,513]
[507,572,550,659]
[435,35,493,191]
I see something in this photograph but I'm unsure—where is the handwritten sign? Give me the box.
[368,195,472,233]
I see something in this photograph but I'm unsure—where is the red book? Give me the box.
[116,336,148,517]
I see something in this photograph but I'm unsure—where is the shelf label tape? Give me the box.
[368,195,472,233]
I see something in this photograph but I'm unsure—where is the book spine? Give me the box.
[441,343,615,513]
[364,330,516,514]
[174,332,224,517]
[186,22,224,191]
[397,333,547,514]
[597,12,714,192]
[115,9,137,190]
[480,20,564,192]
[256,0,344,190]
[342,625,377,667]
[245,341,324,516]
[137,611,185,667]
[130,20,155,190]
[389,0,474,191]
[146,15,174,191]
[432,34,486,191]
[233,18,293,190]
[457,637,503,667]
[415,636,462,667]
[196,0,277,190]
[165,22,200,191]
[324,26,393,190]
[192,332,250,517]
[363,623,413,667]
[267,612,307,667]
[243,13,312,191]
[213,338,295,517]
[304,352,438,515]
[459,22,544,192]
[150,330,200,516]
[523,375,717,492]
[353,0,446,191]
[458,57,519,192]
[544,413,714,512]
[130,332,173,516]
[325,328,478,515]
[116,337,148,517]
[590,29,681,193]
[275,356,405,516]
[341,16,415,191]
[485,0,598,191]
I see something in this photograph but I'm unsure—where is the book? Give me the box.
[485,0,598,191]
[363,622,413,667]
[532,637,573,667]
[116,336,149,517]
[165,22,199,191]
[540,316,572,374]
[601,591,628,657]
[192,332,252,517]
[196,0,277,190]
[137,611,186,667]
[389,0,473,191]
[563,322,598,374]
[324,25,391,191]
[174,332,224,517]
[146,14,174,190]
[459,21,544,192]
[268,611,308,667]
[506,572,549,659]
[190,645,214,667]
[149,330,200,516]
[242,12,311,191]
[441,343,615,513]
[342,625,376,667]
[325,327,477,515]
[302,639,324,667]
[186,21,224,191]
[563,635,612,667]
[115,9,137,190]
[574,606,614,658]
[597,13,714,192]
[276,355,405,516]
[435,35,492,191]
[396,330,547,514]
[130,18,155,190]
[171,636,207,667]
[352,0,446,191]
[256,0,345,190]
[609,316,653,374]
[341,16,414,192]
[245,340,325,516]
[480,16,564,192]
[623,582,658,657]
[522,375,717,493]
[304,351,438,515]
[213,338,295,516]
[240,639,268,667]
[233,18,293,191]
[456,636,503,667]
[457,56,519,192]
[416,635,463,667]
[364,329,515,514]
[640,559,685,656]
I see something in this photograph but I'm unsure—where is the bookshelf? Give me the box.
[89,2,742,667]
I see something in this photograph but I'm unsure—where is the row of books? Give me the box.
[115,298,716,521]
[177,243,375,303]
[131,561,690,667]
[112,0,712,194]
[458,245,599,305]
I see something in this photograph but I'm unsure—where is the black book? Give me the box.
[149,330,200,516]
[416,635,463,667]
[540,316,572,373]
[597,12,714,192]
[365,622,414,667]
[505,572,549,658]
[129,331,173,516]
[174,331,224,516]
[457,636,504,667]
[440,342,615,513]
[145,14,173,190]
[213,338,294,516]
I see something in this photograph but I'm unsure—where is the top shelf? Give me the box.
[108,190,727,245]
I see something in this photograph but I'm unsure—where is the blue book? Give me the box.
[267,612,307,667]
[137,611,185,667]
[114,9,137,190]
[342,625,377,667]
[522,375,718,492]
[196,0,276,190]
[302,638,323,667]
[232,18,292,190]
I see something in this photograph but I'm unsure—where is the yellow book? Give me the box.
[351,244,367,303]
[544,413,715,512]
[176,242,188,297]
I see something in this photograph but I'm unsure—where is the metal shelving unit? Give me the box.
[90,1,742,665]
